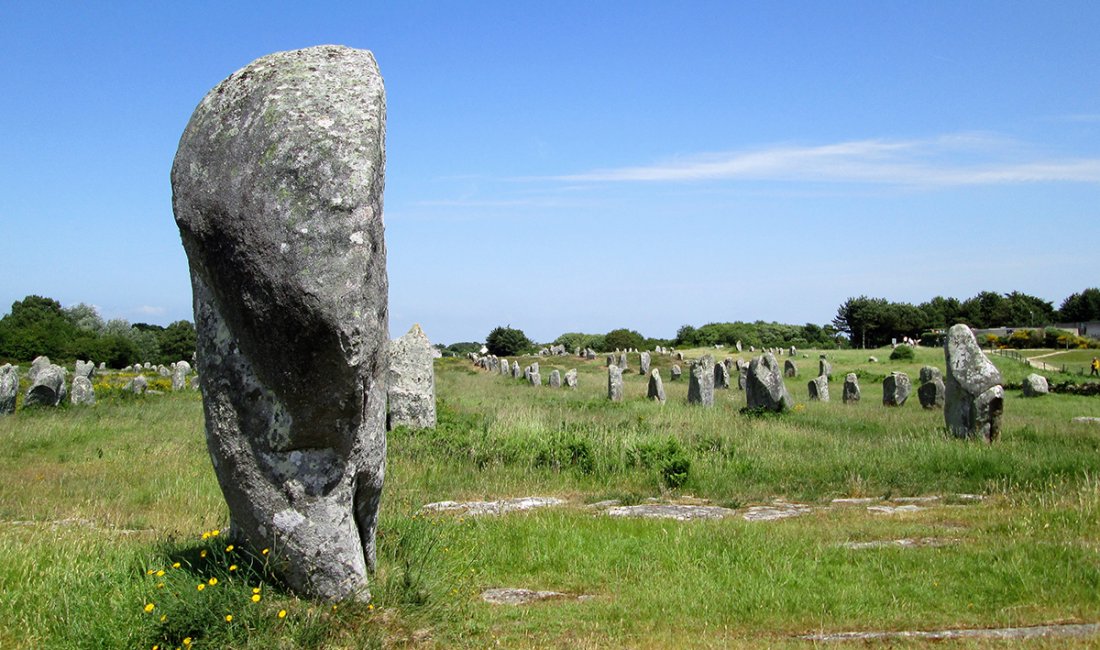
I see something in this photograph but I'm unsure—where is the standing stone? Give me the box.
[549,369,561,388]
[868,356,878,363]
[125,375,149,394]
[499,359,511,376]
[944,324,1004,442]
[618,352,629,371]
[789,346,797,357]
[688,355,715,406]
[919,366,942,385]
[0,364,18,414]
[714,360,730,389]
[647,369,666,403]
[158,365,172,377]
[675,351,684,361]
[670,364,682,381]
[842,373,861,404]
[818,356,832,380]
[749,346,755,352]
[25,364,67,407]
[98,362,106,371]
[28,356,51,384]
[783,359,797,378]
[745,353,793,412]
[512,360,522,380]
[882,372,912,407]
[735,340,743,352]
[639,351,651,376]
[74,360,95,380]
[735,359,748,390]
[172,360,192,391]
[388,324,436,430]
[70,376,96,406]
[527,362,541,386]
[607,364,623,402]
[1022,373,1049,397]
[585,348,596,360]
[606,354,615,367]
[564,369,578,389]
[808,375,829,402]
[172,46,388,601]
[918,377,945,409]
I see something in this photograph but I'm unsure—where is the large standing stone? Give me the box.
[0,364,18,414]
[618,352,629,370]
[670,364,682,381]
[527,362,541,386]
[74,360,95,380]
[28,356,51,384]
[918,377,945,409]
[388,324,436,430]
[745,353,793,412]
[647,369,666,403]
[172,360,192,391]
[714,361,731,389]
[25,364,67,407]
[512,360,522,380]
[783,359,797,378]
[172,46,388,601]
[607,364,623,402]
[842,373,860,404]
[944,324,1004,442]
[70,376,96,406]
[919,366,942,384]
[499,359,510,376]
[688,355,715,406]
[585,348,596,360]
[818,356,832,380]
[639,351,651,376]
[564,369,578,389]
[808,375,829,402]
[882,372,911,406]
[1021,373,1049,397]
[549,369,561,388]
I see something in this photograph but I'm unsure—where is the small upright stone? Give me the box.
[735,340,743,352]
[647,368,666,403]
[918,377,945,409]
[783,359,797,378]
[883,372,911,406]
[688,355,715,406]
[618,352,629,370]
[585,348,596,360]
[549,369,561,388]
[818,356,832,380]
[527,362,541,386]
[512,360,522,380]
[0,364,18,414]
[172,360,192,391]
[29,356,51,384]
[639,351,651,375]
[70,376,96,406]
[868,356,878,363]
[607,364,624,401]
[74,360,95,380]
[670,364,682,381]
[842,373,861,404]
[606,354,615,367]
[25,364,67,407]
[1022,373,1049,397]
[564,368,578,389]
[675,351,685,361]
[388,324,436,430]
[789,346,797,357]
[919,366,942,384]
[745,353,793,412]
[125,375,148,394]
[714,361,731,389]
[944,324,1004,442]
[499,359,510,376]
[808,375,829,401]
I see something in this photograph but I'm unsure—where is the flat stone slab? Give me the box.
[891,495,941,503]
[803,622,1100,642]
[420,497,565,517]
[831,497,878,505]
[481,588,569,605]
[605,504,737,521]
[1073,417,1100,425]
[586,500,622,510]
[867,505,924,515]
[841,537,959,550]
[742,503,814,521]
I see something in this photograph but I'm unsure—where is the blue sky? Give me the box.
[2,2,1098,344]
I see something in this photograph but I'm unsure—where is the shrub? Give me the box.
[485,326,532,357]
[889,344,915,361]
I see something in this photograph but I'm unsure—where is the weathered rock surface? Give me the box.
[742,502,813,521]
[548,369,561,388]
[944,324,1003,442]
[74,360,95,380]
[639,351,650,376]
[714,360,730,389]
[606,504,736,521]
[688,355,715,406]
[883,372,911,406]
[25,364,67,407]
[647,368,666,403]
[29,356,51,384]
[564,368,577,389]
[512,360,522,380]
[818,356,832,379]
[607,364,623,402]
[842,373,860,404]
[1022,373,1049,397]
[171,360,192,391]
[0,364,19,414]
[420,497,564,517]
[481,588,576,605]
[745,353,793,412]
[919,366,942,384]
[70,376,96,406]
[526,363,541,386]
[388,324,436,429]
[172,45,388,601]
[783,359,797,378]
[670,364,682,381]
[125,376,148,394]
[808,375,829,401]
[803,622,1100,643]
[918,377,945,409]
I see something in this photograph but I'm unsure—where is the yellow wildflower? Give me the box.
[261,548,269,556]
[156,582,164,589]
[252,587,261,594]
[229,564,238,572]
[278,609,287,619]
[211,529,220,537]
[225,544,234,552]
[146,569,155,575]
[200,550,207,558]
[201,532,210,540]
[159,614,167,623]
[225,614,233,622]
[172,562,181,569]
[367,604,374,611]
[144,603,155,613]
[251,594,261,603]
[183,638,192,646]
[208,577,218,586]
[156,570,165,577]
[197,584,205,592]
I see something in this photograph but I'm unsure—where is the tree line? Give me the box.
[832,288,1100,349]
[0,295,196,367]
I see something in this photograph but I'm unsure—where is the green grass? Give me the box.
[1,352,1099,648]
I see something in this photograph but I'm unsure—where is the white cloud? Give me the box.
[134,305,167,316]
[552,135,1100,187]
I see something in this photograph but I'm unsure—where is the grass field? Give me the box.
[2,347,1099,648]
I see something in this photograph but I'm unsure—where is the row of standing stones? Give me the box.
[0,356,196,414]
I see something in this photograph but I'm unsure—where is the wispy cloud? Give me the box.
[552,135,1100,187]
[134,305,167,316]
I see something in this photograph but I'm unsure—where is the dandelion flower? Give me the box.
[201,532,210,540]
[146,569,155,576]
[156,582,165,589]
[367,604,374,611]
[208,577,218,586]
[261,548,269,556]
[144,603,155,613]
[211,529,220,537]
[197,584,205,592]
[183,637,192,646]
[172,562,181,569]
[252,587,261,594]
[229,564,238,572]
[200,550,207,558]
[225,544,234,552]
[251,594,261,603]
[278,609,287,619]
[156,570,165,577]
[159,614,167,623]
[225,614,233,622]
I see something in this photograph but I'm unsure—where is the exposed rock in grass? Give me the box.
[420,497,565,517]
[605,504,736,521]
[741,502,814,521]
[481,588,590,605]
[1073,417,1100,425]
[867,504,923,515]
[840,537,959,550]
[802,622,1100,642]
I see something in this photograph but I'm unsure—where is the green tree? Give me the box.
[485,326,532,356]
[0,295,79,360]
[158,320,197,363]
[1059,288,1100,322]
[603,328,644,351]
